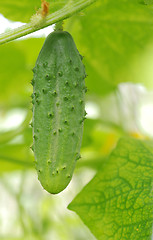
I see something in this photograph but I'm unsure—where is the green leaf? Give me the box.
[76,154,108,171]
[66,0,153,95]
[0,113,34,172]
[82,118,101,149]
[68,137,153,240]
[0,143,33,172]
[144,0,153,4]
[0,38,44,108]
[0,0,67,22]
[82,118,120,153]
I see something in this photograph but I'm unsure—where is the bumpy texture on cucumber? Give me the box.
[32,31,86,194]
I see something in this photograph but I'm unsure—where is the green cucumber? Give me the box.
[32,31,86,194]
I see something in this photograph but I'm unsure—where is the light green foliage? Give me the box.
[0,144,33,171]
[0,38,44,108]
[33,31,86,194]
[0,43,27,106]
[0,39,43,172]
[68,138,153,239]
[66,0,153,95]
[144,0,153,4]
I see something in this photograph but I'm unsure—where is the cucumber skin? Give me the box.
[32,31,86,194]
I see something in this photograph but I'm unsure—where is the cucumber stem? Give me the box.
[54,21,64,31]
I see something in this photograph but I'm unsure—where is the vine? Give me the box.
[0,0,96,45]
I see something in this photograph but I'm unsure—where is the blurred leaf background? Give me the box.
[1,0,153,239]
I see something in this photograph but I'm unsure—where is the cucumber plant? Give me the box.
[32,30,87,194]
